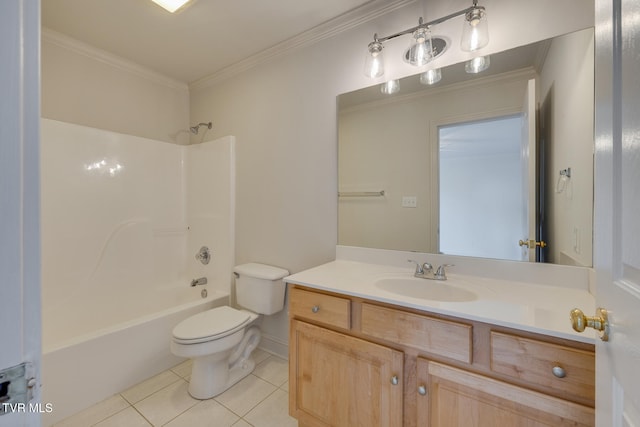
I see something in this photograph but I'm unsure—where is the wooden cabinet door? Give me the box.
[290,320,404,427]
[416,358,594,427]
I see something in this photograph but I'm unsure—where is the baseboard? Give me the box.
[258,333,289,360]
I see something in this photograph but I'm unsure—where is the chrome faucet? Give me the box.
[190,277,208,287]
[408,260,454,281]
[434,264,454,280]
[408,259,432,276]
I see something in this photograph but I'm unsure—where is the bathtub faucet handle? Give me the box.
[195,246,211,265]
[190,277,208,287]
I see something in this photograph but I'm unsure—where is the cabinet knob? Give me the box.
[390,375,399,386]
[417,385,427,396]
[552,365,566,378]
[311,305,320,313]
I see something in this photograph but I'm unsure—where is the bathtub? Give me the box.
[41,286,229,426]
[40,121,237,425]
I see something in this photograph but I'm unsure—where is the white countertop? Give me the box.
[285,259,597,344]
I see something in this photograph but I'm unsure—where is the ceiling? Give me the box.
[41,0,376,83]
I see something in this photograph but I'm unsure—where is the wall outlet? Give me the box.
[402,196,417,208]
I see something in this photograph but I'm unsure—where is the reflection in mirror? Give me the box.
[338,28,594,267]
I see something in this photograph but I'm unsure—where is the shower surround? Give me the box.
[40,119,235,425]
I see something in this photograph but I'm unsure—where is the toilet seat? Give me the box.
[173,306,253,344]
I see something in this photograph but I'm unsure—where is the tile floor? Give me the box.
[54,350,297,427]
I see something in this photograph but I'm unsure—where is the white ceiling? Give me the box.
[41,0,376,83]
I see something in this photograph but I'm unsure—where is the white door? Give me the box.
[590,0,640,425]
[0,1,41,426]
[520,78,537,261]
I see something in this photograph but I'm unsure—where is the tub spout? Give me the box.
[190,277,208,287]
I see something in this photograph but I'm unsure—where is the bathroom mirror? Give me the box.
[338,28,594,267]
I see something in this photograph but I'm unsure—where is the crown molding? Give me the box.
[42,28,189,92]
[189,0,416,91]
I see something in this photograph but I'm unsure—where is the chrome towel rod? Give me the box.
[338,190,385,197]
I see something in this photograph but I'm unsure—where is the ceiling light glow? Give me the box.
[151,0,191,13]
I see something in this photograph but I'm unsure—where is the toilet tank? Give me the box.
[233,263,289,315]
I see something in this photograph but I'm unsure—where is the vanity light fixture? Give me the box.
[150,0,192,13]
[420,68,442,85]
[408,23,434,66]
[460,5,489,52]
[465,55,490,73]
[380,79,400,95]
[364,38,385,78]
[363,0,488,78]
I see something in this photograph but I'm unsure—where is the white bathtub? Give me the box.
[40,121,237,425]
[42,286,229,426]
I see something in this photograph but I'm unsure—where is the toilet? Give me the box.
[171,263,289,399]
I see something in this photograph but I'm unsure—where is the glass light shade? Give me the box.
[465,55,490,73]
[460,7,489,52]
[420,68,442,85]
[380,80,400,95]
[408,27,433,66]
[364,41,385,78]
[151,0,191,13]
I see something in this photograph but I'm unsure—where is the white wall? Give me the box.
[538,29,594,267]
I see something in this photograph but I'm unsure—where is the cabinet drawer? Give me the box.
[361,303,472,363]
[289,287,351,330]
[490,331,595,403]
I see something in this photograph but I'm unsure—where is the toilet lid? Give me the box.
[173,306,252,343]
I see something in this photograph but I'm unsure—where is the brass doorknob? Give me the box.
[570,308,609,341]
[518,239,547,248]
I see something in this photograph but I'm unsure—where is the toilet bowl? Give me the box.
[171,263,289,399]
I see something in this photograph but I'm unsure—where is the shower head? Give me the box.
[190,122,212,135]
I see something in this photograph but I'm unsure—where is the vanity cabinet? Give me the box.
[417,360,594,426]
[289,320,404,427]
[289,287,404,426]
[288,285,595,427]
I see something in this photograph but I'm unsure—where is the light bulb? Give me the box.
[420,68,442,85]
[364,40,385,78]
[408,27,433,67]
[460,7,489,52]
[380,80,400,95]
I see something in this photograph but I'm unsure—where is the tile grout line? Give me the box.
[121,376,186,406]
[64,354,289,427]
[86,403,131,427]
[130,405,154,427]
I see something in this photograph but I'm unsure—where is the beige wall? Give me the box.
[538,29,594,267]
[41,31,190,145]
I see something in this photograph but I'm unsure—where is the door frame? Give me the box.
[0,1,41,425]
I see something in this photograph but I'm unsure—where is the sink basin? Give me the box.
[375,277,477,302]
